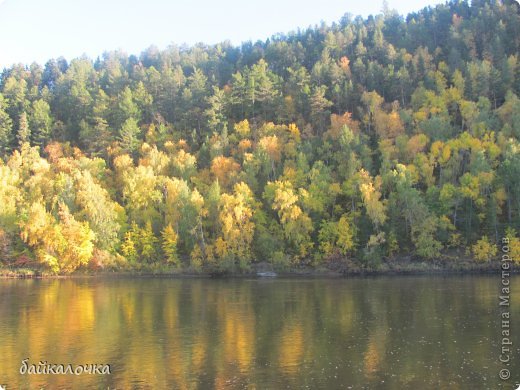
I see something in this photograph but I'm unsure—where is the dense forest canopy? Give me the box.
[1,0,520,273]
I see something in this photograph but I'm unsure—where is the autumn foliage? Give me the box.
[1,0,520,273]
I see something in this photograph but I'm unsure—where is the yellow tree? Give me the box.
[57,203,96,273]
[258,135,281,179]
[358,169,387,230]
[265,180,313,260]
[74,170,121,251]
[210,156,240,190]
[162,224,179,266]
[163,177,207,254]
[139,144,170,176]
[0,163,21,233]
[215,182,256,269]
[20,202,95,273]
[337,214,355,255]
[121,164,162,224]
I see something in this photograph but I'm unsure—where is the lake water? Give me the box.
[0,276,519,389]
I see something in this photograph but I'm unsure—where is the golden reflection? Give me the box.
[68,284,95,330]
[210,284,255,377]
[363,326,387,380]
[278,322,304,374]
[337,294,355,334]
[0,277,515,389]
[191,331,207,372]
[363,337,380,379]
[166,337,188,390]
[120,291,135,323]
[223,312,255,371]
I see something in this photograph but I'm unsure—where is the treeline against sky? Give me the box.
[1,0,520,273]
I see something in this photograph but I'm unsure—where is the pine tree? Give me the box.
[119,117,140,156]
[30,99,53,147]
[0,94,13,156]
[17,112,30,147]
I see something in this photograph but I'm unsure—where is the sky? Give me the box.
[0,0,445,68]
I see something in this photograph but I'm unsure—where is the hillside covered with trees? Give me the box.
[1,0,520,274]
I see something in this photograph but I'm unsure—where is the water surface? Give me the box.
[0,275,518,389]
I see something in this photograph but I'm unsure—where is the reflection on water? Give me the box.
[0,276,518,389]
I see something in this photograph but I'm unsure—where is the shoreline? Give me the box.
[1,258,517,279]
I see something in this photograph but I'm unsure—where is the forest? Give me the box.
[1,0,520,274]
